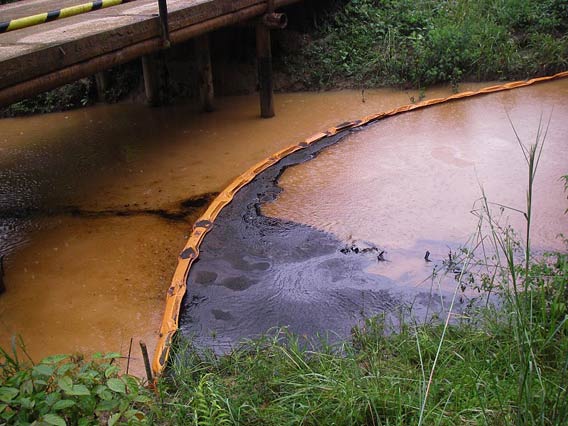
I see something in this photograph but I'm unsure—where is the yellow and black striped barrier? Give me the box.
[0,0,130,33]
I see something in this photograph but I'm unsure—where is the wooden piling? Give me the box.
[139,340,153,383]
[141,54,161,106]
[94,71,110,102]
[256,23,274,118]
[158,0,170,48]
[195,34,215,112]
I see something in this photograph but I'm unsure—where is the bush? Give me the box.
[0,346,153,425]
[285,0,568,89]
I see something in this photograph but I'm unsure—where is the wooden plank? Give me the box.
[195,34,214,112]
[0,0,302,106]
[0,12,157,89]
[256,22,274,118]
[141,53,161,106]
[0,0,266,90]
[94,70,110,101]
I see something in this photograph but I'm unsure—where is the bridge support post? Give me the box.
[195,34,214,112]
[141,54,162,106]
[256,23,274,118]
[95,71,110,102]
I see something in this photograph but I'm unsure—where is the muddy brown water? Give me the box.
[264,80,568,288]
[0,86,473,374]
[181,80,568,353]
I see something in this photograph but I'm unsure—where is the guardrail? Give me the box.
[0,0,134,33]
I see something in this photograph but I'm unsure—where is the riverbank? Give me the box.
[285,0,568,89]
[2,0,566,117]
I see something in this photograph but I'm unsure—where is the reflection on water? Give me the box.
[264,80,568,289]
[1,85,478,374]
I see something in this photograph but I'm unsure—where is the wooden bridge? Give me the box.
[0,0,301,116]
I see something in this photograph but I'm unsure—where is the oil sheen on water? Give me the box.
[181,80,568,352]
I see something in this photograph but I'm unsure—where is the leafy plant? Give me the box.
[284,0,568,90]
[0,342,153,425]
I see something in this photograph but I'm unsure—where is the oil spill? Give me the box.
[0,193,218,222]
[180,132,456,353]
[181,80,568,353]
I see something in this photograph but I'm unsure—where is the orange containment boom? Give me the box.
[152,70,568,378]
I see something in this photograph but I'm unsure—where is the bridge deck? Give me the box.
[0,0,297,104]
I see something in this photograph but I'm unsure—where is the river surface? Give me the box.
[264,80,568,289]
[0,85,473,374]
[181,79,568,352]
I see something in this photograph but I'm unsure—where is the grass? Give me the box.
[284,0,568,89]
[151,259,566,425]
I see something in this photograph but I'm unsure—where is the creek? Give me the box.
[0,85,475,374]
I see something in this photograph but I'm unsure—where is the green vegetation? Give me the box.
[0,344,154,425]
[0,80,94,118]
[153,270,566,425]
[285,0,568,88]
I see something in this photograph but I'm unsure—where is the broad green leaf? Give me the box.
[108,412,121,426]
[78,370,98,381]
[41,354,69,364]
[133,395,152,404]
[0,387,19,403]
[77,395,97,413]
[58,377,73,393]
[106,378,125,394]
[45,392,61,407]
[20,397,35,410]
[1,409,15,421]
[0,403,7,413]
[21,379,34,395]
[99,389,114,401]
[104,365,119,378]
[57,363,76,375]
[78,418,91,426]
[93,384,107,395]
[95,399,119,412]
[43,413,67,426]
[33,364,55,377]
[103,353,122,360]
[52,399,75,411]
[124,409,145,421]
[119,397,129,412]
[122,376,139,392]
[37,399,52,416]
[34,390,48,402]
[68,385,90,396]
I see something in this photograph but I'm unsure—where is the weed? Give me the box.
[0,338,153,425]
[285,0,568,89]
